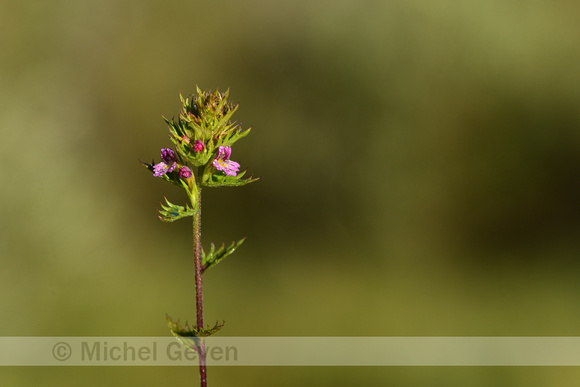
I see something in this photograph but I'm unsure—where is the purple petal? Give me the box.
[216,145,231,160]
[223,146,231,160]
[153,162,169,177]
[153,161,177,177]
[213,158,226,172]
[227,160,240,171]
[223,160,240,176]
[160,148,177,163]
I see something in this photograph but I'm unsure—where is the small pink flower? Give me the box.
[153,162,176,177]
[153,148,178,177]
[212,146,240,177]
[193,140,204,153]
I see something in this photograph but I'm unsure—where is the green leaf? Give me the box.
[202,171,260,188]
[167,314,225,337]
[167,315,225,353]
[202,238,246,273]
[157,198,196,222]
[219,126,251,148]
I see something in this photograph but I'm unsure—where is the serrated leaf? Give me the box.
[202,238,246,273]
[167,315,224,337]
[167,315,225,352]
[167,315,225,353]
[157,198,196,222]
[202,172,260,188]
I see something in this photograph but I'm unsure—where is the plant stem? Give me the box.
[193,187,208,387]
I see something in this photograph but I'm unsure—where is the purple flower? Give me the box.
[179,166,192,179]
[153,161,177,177]
[193,140,204,153]
[153,148,178,177]
[160,148,177,163]
[212,146,240,177]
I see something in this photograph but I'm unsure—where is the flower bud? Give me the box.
[193,140,204,153]
[179,166,193,179]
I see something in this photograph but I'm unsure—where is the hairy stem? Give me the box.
[193,187,207,386]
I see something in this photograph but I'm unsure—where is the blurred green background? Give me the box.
[1,0,580,385]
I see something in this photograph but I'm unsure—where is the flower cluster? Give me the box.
[150,144,241,180]
[141,88,258,208]
[152,148,193,179]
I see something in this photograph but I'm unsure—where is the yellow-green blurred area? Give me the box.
[1,0,580,385]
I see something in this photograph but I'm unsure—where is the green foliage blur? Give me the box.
[1,0,579,385]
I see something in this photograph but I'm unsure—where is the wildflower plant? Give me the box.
[141,87,258,386]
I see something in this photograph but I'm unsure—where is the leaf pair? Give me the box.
[167,315,225,352]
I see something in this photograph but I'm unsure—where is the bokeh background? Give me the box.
[1,0,580,385]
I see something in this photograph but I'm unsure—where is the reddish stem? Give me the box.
[193,188,207,386]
